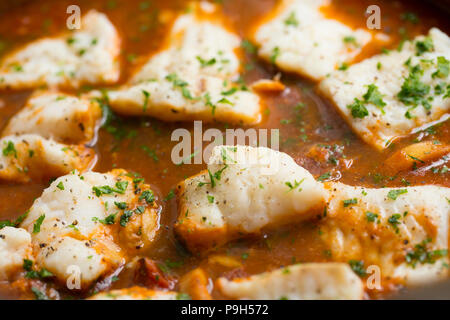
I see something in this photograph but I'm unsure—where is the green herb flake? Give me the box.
[349,260,366,277]
[285,179,305,192]
[139,190,155,204]
[141,90,150,112]
[164,189,175,202]
[33,215,45,234]
[284,12,299,27]
[114,201,127,210]
[415,36,434,55]
[196,56,216,68]
[119,210,133,227]
[432,56,449,79]
[363,84,386,111]
[406,238,448,268]
[2,141,17,158]
[31,287,48,300]
[366,211,379,223]
[347,98,368,119]
[317,172,331,182]
[270,47,280,64]
[388,213,402,233]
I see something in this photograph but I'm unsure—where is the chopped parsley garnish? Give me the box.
[207,195,215,204]
[176,293,191,300]
[158,259,184,275]
[221,87,238,96]
[220,148,236,164]
[415,36,434,55]
[217,97,233,105]
[92,213,117,225]
[362,84,386,111]
[163,189,175,202]
[56,182,65,190]
[387,189,408,200]
[165,73,196,100]
[432,56,449,79]
[2,141,17,158]
[366,211,379,223]
[139,190,155,204]
[406,238,448,268]
[92,181,128,197]
[284,12,299,27]
[388,213,402,233]
[92,185,113,196]
[285,179,305,192]
[241,39,257,55]
[114,202,127,210]
[343,36,359,47]
[338,63,348,71]
[317,172,331,182]
[23,259,33,271]
[25,267,54,280]
[347,98,368,119]
[196,56,216,68]
[10,63,23,72]
[33,215,45,234]
[31,287,48,300]
[135,205,145,214]
[198,165,228,188]
[407,154,425,163]
[349,260,366,277]
[141,90,150,112]
[141,145,159,162]
[176,151,199,166]
[434,82,447,95]
[397,64,430,109]
[119,210,133,227]
[203,92,216,115]
[343,198,357,207]
[270,47,280,64]
[401,12,419,24]
[0,211,29,230]
[348,84,387,118]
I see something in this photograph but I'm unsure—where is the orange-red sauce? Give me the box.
[0,0,449,299]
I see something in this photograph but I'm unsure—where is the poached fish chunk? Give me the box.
[89,287,180,300]
[106,9,261,124]
[0,134,95,183]
[217,263,364,300]
[3,92,102,144]
[0,10,120,90]
[321,182,450,285]
[175,145,327,251]
[319,28,450,150]
[253,0,371,80]
[20,169,160,289]
[0,227,32,280]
